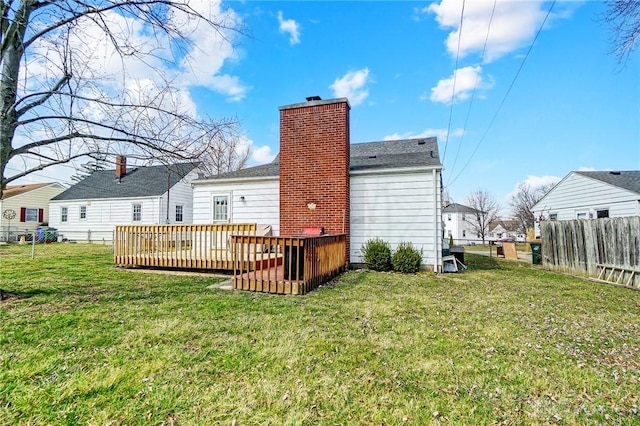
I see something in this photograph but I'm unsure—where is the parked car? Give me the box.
[498,237,515,242]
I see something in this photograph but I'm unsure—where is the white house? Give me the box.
[442,202,481,245]
[49,159,200,242]
[532,170,640,237]
[192,97,444,271]
[0,182,66,241]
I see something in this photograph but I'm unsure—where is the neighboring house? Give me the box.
[488,220,525,242]
[532,170,640,237]
[192,97,444,271]
[442,202,481,245]
[49,159,200,242]
[0,182,66,241]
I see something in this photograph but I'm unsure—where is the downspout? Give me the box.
[433,168,439,273]
[166,170,170,224]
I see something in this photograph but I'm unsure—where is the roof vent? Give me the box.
[306,96,321,101]
[609,171,621,175]
[418,140,426,145]
[368,155,377,159]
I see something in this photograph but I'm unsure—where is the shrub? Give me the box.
[392,242,423,273]
[361,238,392,271]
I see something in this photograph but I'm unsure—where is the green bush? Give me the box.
[392,242,423,273]
[361,238,392,271]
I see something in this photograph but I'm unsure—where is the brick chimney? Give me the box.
[279,97,350,260]
[115,155,126,178]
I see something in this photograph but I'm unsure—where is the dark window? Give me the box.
[596,209,609,218]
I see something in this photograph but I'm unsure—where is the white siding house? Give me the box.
[192,175,280,235]
[532,170,640,237]
[192,138,444,270]
[350,169,441,266]
[442,203,481,245]
[0,182,66,241]
[49,161,200,242]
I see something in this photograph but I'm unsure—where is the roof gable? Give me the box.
[575,171,640,195]
[443,202,479,214]
[1,182,63,200]
[532,170,640,211]
[52,162,199,201]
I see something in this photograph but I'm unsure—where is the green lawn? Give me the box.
[1,244,639,425]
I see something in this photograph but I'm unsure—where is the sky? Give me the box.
[13,0,640,215]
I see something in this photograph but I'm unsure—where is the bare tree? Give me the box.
[602,0,640,64]
[1,0,244,197]
[194,121,251,176]
[465,189,501,244]
[509,182,555,233]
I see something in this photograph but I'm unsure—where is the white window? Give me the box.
[25,208,38,222]
[462,214,466,221]
[175,205,183,222]
[213,196,229,222]
[462,230,466,237]
[80,205,87,220]
[576,212,587,220]
[447,214,451,221]
[132,204,142,222]
[61,207,68,223]
[549,213,558,221]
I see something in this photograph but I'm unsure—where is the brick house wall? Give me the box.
[278,97,350,260]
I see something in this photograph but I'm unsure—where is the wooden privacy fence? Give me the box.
[114,224,257,269]
[231,234,347,295]
[540,217,640,288]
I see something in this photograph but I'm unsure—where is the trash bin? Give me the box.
[530,242,542,265]
[36,226,44,242]
[44,227,57,243]
[284,245,305,280]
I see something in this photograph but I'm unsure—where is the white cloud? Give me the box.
[278,11,301,45]
[430,66,491,104]
[384,128,464,141]
[427,0,550,63]
[578,166,597,172]
[330,68,371,106]
[252,145,276,164]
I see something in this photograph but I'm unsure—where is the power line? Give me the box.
[445,0,497,188]
[441,0,466,164]
[446,0,557,189]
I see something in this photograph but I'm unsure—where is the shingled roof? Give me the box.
[1,183,53,200]
[193,137,441,182]
[575,171,640,195]
[52,162,199,201]
[443,202,479,214]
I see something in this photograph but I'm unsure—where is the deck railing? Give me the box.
[231,234,347,295]
[114,224,257,269]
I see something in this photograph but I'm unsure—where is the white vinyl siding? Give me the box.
[532,173,640,221]
[192,178,280,235]
[350,169,441,268]
[47,169,199,241]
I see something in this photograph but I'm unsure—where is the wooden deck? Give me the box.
[114,225,347,295]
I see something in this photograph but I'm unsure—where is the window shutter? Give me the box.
[38,209,44,222]
[20,207,26,222]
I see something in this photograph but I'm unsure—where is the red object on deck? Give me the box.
[300,227,324,237]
